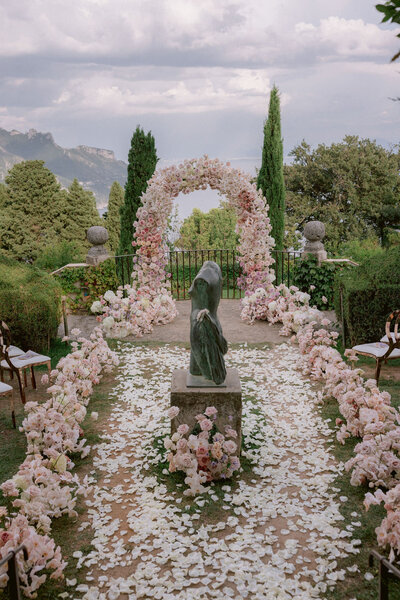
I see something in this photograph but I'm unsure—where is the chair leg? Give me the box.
[375,359,382,385]
[10,392,15,429]
[30,366,36,389]
[23,369,27,387]
[15,371,26,404]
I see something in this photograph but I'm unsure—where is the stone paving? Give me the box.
[59,300,336,345]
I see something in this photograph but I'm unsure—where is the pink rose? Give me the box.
[177,424,189,435]
[200,419,213,432]
[204,406,217,417]
[168,406,180,419]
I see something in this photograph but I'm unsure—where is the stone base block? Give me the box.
[171,368,242,451]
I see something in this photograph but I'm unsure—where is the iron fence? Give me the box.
[114,249,302,299]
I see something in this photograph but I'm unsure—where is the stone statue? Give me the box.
[188,261,228,386]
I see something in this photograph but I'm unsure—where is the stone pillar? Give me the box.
[86,226,109,266]
[171,368,242,452]
[303,221,327,264]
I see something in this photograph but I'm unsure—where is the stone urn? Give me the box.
[303,221,327,264]
[86,226,109,266]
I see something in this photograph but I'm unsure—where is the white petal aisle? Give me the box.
[71,343,361,600]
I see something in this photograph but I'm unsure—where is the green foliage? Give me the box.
[334,248,400,345]
[34,240,84,271]
[292,255,350,310]
[57,259,119,312]
[61,178,102,249]
[105,181,124,254]
[0,256,62,351]
[284,137,400,253]
[0,160,68,262]
[176,205,238,250]
[119,126,158,257]
[257,85,285,252]
[0,163,102,262]
[376,1,400,61]
[336,237,384,265]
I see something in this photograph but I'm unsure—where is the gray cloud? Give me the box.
[0,0,399,203]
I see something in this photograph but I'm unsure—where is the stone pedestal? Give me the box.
[86,226,109,266]
[171,368,242,451]
[303,221,327,265]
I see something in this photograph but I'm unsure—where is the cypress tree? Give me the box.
[61,179,102,251]
[0,160,67,262]
[105,181,124,254]
[257,85,286,254]
[119,126,158,258]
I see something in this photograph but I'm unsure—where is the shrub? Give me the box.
[292,255,351,310]
[337,237,384,265]
[34,241,85,272]
[0,256,61,351]
[334,247,400,346]
[56,259,119,312]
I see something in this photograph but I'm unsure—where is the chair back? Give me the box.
[0,321,13,369]
[385,310,400,352]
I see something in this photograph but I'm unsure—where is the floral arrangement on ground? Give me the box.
[295,319,400,561]
[0,328,118,597]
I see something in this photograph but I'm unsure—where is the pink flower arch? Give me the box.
[132,156,275,296]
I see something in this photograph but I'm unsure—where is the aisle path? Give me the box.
[60,300,336,344]
[68,342,360,600]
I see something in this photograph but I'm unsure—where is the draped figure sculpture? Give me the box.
[188,261,228,386]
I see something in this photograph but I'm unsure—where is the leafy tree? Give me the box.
[105,181,124,254]
[0,160,68,262]
[376,1,400,61]
[61,178,102,251]
[176,204,238,250]
[284,136,400,253]
[257,85,286,252]
[119,126,158,257]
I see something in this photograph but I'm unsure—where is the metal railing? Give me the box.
[167,249,242,300]
[114,249,302,300]
[369,550,400,599]
[0,545,28,600]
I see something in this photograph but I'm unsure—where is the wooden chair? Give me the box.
[0,380,15,428]
[0,322,51,403]
[351,310,400,384]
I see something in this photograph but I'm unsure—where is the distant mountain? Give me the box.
[0,128,127,208]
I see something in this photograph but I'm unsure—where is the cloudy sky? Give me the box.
[1,0,399,216]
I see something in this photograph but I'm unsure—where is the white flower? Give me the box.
[102,316,115,331]
[90,300,104,313]
[103,290,116,302]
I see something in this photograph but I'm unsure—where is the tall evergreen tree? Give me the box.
[119,126,158,257]
[105,181,124,254]
[0,160,67,261]
[257,85,286,253]
[62,178,102,251]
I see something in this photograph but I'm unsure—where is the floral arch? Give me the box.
[131,156,275,297]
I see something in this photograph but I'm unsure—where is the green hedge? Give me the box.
[57,258,119,312]
[334,269,400,346]
[0,255,62,351]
